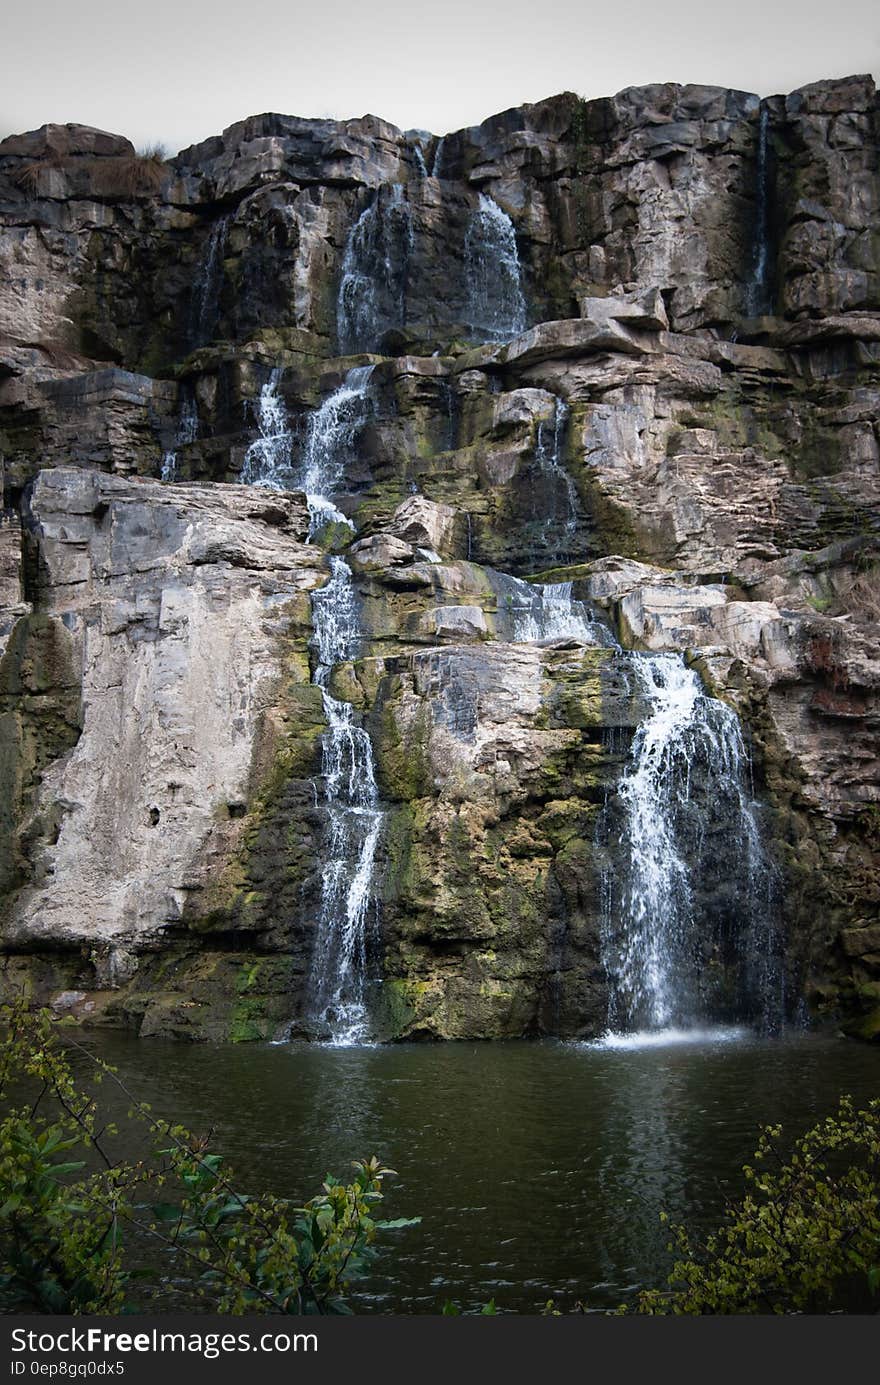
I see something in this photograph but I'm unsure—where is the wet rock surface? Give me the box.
[1,76,879,1041]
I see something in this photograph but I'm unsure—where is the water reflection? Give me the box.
[591,1046,689,1298]
[76,1032,880,1313]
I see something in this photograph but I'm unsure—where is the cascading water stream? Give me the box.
[464,193,527,342]
[337,198,380,354]
[337,185,413,354]
[499,574,614,645]
[240,368,295,488]
[307,557,384,1044]
[599,653,781,1037]
[239,365,384,1044]
[299,366,374,537]
[233,232,781,1052]
[240,366,373,523]
[245,371,384,1041]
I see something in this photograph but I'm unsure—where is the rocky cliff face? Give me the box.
[1,75,878,1042]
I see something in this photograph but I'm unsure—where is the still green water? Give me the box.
[76,1028,880,1313]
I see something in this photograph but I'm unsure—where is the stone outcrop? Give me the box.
[1,76,878,1041]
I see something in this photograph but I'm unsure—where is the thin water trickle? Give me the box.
[745,104,772,317]
[464,193,527,342]
[534,398,579,555]
[190,216,230,347]
[161,391,199,482]
[410,142,428,179]
[337,186,413,355]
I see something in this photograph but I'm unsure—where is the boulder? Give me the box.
[386,496,460,557]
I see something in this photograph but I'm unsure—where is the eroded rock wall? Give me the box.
[1,76,878,1040]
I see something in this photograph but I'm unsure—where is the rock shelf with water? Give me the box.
[1,76,879,1044]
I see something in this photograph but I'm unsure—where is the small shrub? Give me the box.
[627,1096,880,1314]
[441,1298,498,1314]
[804,593,833,613]
[0,998,416,1314]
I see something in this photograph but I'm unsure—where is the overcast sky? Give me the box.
[3,0,878,154]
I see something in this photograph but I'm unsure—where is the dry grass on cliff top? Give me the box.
[12,145,168,198]
[845,565,880,622]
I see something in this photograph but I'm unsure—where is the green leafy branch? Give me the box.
[0,997,417,1315]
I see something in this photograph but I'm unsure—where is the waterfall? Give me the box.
[499,575,614,645]
[239,364,373,516]
[160,390,199,482]
[745,104,772,317]
[599,654,781,1037]
[190,216,230,347]
[283,370,385,1042]
[464,193,527,342]
[430,136,446,179]
[240,368,295,489]
[298,365,374,537]
[307,556,384,1044]
[337,198,379,353]
[534,398,579,556]
[337,185,413,354]
[410,141,428,178]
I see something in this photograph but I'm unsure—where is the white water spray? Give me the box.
[240,369,294,489]
[600,654,780,1035]
[307,557,384,1044]
[299,366,374,537]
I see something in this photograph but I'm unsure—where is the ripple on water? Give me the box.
[73,1030,880,1313]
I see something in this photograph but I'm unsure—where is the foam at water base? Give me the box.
[588,1026,748,1051]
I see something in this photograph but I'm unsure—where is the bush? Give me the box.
[0,998,416,1313]
[629,1095,880,1314]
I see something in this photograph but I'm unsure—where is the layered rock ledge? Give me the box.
[1,75,878,1040]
